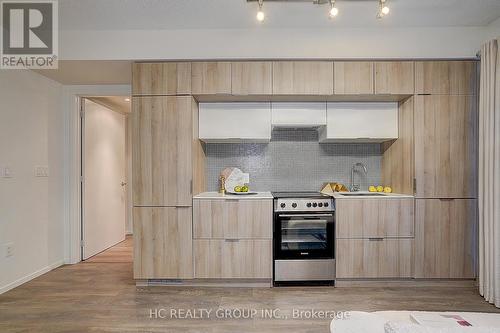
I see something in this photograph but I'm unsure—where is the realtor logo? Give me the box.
[1,0,58,68]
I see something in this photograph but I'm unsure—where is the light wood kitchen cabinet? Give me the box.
[336,238,413,278]
[194,239,272,278]
[415,61,478,95]
[415,199,477,279]
[193,199,273,239]
[133,207,193,279]
[132,96,202,206]
[414,95,478,198]
[334,62,374,95]
[231,61,272,95]
[272,61,334,95]
[374,61,414,95]
[191,62,231,95]
[336,198,414,239]
[132,62,191,96]
[381,97,414,195]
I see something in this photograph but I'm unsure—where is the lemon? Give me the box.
[384,186,392,193]
[241,185,249,192]
[369,186,377,192]
[376,185,384,192]
[234,186,242,192]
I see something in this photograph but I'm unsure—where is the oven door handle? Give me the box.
[278,214,333,218]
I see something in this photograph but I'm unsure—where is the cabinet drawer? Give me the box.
[336,238,413,278]
[193,199,272,239]
[194,239,272,278]
[336,198,414,238]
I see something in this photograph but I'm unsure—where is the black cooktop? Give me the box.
[272,191,330,199]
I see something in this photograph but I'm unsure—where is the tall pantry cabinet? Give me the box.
[131,63,205,279]
[413,61,479,279]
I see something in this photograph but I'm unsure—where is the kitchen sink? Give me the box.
[338,192,387,196]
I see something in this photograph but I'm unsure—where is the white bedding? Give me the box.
[331,311,500,333]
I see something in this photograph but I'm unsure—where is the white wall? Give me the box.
[60,26,492,60]
[0,70,64,294]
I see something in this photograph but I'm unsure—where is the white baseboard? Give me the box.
[0,260,64,295]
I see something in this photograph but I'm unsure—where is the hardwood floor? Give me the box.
[84,236,133,263]
[1,241,499,333]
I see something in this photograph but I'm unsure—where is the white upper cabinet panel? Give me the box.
[199,102,271,143]
[271,102,327,128]
[319,102,398,143]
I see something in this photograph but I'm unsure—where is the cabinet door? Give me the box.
[132,96,193,206]
[336,198,414,238]
[133,207,193,279]
[231,62,272,95]
[273,61,334,95]
[336,238,413,278]
[194,239,272,278]
[198,102,271,142]
[193,199,272,239]
[191,62,231,95]
[414,95,478,198]
[374,61,414,94]
[334,62,374,95]
[132,62,191,96]
[415,199,477,278]
[415,61,478,95]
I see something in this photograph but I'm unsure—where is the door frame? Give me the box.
[63,85,131,264]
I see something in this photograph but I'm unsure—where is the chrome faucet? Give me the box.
[350,162,367,192]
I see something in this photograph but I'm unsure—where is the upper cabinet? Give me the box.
[231,62,272,95]
[414,95,478,198]
[415,61,478,95]
[271,102,326,128]
[334,62,374,95]
[319,102,398,143]
[132,62,191,96]
[132,96,196,206]
[273,61,334,95]
[374,61,414,95]
[199,102,271,142]
[191,62,231,95]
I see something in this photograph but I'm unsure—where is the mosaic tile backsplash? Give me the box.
[205,129,382,192]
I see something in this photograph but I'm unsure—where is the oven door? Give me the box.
[274,212,334,260]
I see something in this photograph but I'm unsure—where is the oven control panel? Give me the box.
[274,198,335,212]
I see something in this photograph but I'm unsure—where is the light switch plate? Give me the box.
[34,166,49,177]
[3,166,13,178]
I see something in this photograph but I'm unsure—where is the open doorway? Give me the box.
[80,96,132,262]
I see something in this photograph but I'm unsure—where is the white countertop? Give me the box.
[331,191,414,199]
[193,191,274,200]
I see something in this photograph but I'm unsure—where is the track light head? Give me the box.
[256,0,265,22]
[329,0,338,18]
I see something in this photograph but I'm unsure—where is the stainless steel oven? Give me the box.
[272,193,335,285]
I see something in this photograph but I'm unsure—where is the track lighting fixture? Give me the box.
[247,0,393,22]
[256,0,265,22]
[328,0,338,18]
[377,0,390,19]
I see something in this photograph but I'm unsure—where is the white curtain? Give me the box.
[479,39,500,308]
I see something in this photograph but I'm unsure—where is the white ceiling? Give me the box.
[59,0,500,30]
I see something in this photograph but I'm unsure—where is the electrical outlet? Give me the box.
[34,166,49,177]
[3,166,13,178]
[5,243,14,258]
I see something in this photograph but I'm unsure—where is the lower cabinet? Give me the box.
[133,207,193,279]
[336,238,414,278]
[194,239,272,278]
[415,199,477,279]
